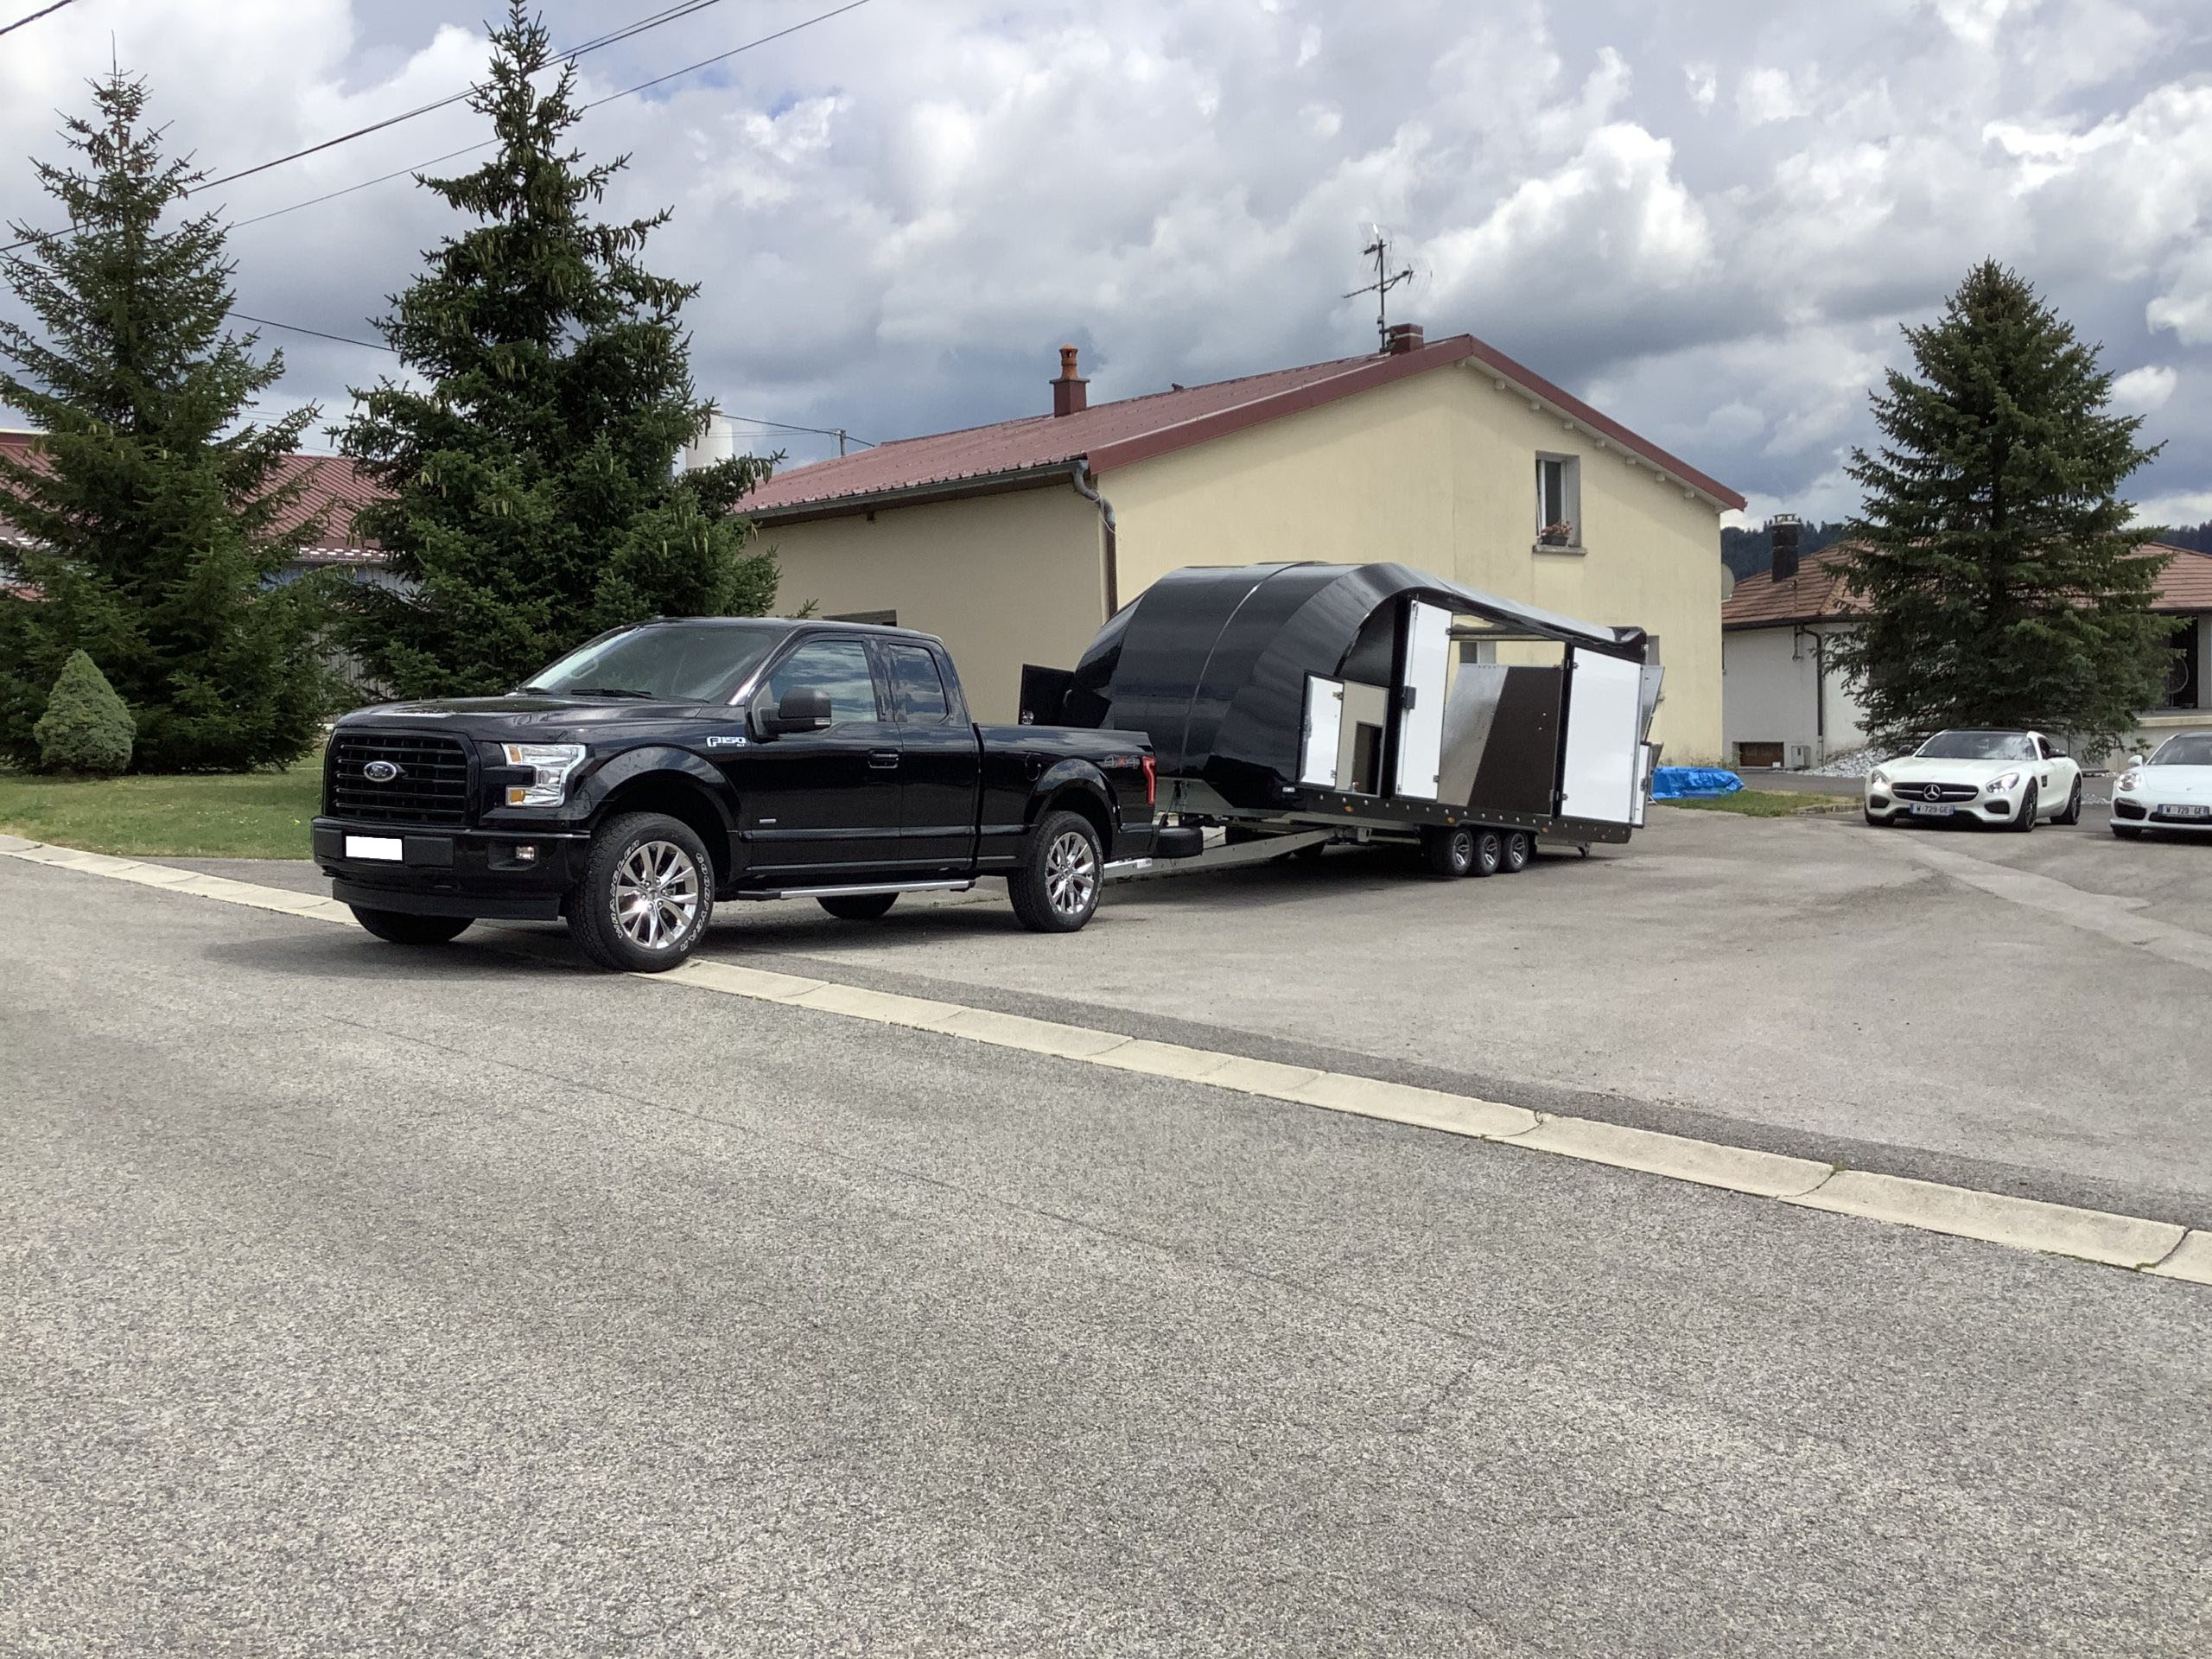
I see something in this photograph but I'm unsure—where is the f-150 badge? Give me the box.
[705,734,747,748]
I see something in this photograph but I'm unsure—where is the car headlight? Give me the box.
[1869,769,1890,790]
[501,742,587,806]
[2116,770,2139,792]
[1985,772,2021,793]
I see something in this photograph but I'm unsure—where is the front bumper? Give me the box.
[1866,791,2022,824]
[2111,797,2212,831]
[313,818,588,920]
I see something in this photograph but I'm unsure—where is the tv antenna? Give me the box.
[1344,228,1414,352]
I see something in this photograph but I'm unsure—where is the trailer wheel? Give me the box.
[1421,824,1478,878]
[1469,830,1503,877]
[1499,830,1534,874]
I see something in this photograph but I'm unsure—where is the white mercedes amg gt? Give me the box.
[2111,731,2212,838]
[1864,729,2083,830]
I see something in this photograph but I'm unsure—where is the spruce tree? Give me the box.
[338,3,776,700]
[0,71,333,771]
[1831,261,2169,753]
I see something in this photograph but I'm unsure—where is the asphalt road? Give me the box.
[3,856,2209,1656]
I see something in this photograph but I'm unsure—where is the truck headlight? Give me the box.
[501,742,587,806]
[1985,772,2020,793]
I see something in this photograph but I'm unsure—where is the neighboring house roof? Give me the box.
[740,332,1747,522]
[0,429,388,563]
[1722,542,2212,630]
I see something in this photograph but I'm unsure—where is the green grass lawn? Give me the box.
[1664,789,1847,817]
[0,764,321,858]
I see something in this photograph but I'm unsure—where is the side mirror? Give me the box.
[760,686,833,737]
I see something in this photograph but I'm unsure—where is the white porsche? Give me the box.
[2111,731,2212,838]
[1864,729,2083,830]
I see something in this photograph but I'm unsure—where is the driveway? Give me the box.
[657,807,2212,1225]
[3,854,2208,1656]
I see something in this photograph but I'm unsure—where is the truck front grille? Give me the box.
[328,731,472,825]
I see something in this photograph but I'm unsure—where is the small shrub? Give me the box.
[33,651,135,775]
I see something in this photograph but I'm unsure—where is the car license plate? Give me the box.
[346,836,404,861]
[2165,804,2211,819]
[1909,804,1955,817]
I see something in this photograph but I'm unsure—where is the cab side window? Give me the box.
[886,645,952,724]
[763,639,880,727]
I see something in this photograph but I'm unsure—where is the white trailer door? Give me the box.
[1560,649,1643,824]
[1392,601,1452,800]
[1300,676,1345,787]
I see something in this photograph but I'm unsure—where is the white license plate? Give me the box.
[1909,804,1955,817]
[2164,804,2211,819]
[345,836,404,861]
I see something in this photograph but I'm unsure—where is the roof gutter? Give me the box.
[1068,461,1118,618]
[742,461,1071,528]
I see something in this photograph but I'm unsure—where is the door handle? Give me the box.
[869,749,900,770]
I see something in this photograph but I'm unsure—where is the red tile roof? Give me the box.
[0,429,388,562]
[1722,541,2212,628]
[741,333,1746,518]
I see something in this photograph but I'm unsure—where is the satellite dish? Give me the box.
[1719,563,1737,602]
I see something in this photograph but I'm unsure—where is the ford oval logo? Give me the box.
[362,760,403,784]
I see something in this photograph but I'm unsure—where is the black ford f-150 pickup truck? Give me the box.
[313,617,1193,971]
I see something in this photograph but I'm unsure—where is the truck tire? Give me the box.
[1499,830,1534,873]
[1421,824,1478,878]
[351,906,472,945]
[818,893,898,920]
[1009,810,1102,933]
[569,811,715,973]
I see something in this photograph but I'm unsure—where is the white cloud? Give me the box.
[2113,364,2178,410]
[1737,66,1811,125]
[0,0,2205,514]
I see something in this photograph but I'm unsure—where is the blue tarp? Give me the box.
[1650,766,1744,799]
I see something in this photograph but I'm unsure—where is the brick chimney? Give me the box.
[1383,321,1425,356]
[1052,344,1088,416]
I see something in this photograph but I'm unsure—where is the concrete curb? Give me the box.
[5,834,2205,1290]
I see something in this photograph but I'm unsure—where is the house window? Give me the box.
[2160,617,2200,709]
[1535,454,1580,549]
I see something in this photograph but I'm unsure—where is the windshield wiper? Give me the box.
[556,685,659,701]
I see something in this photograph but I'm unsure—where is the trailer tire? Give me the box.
[1470,830,1503,877]
[1499,830,1534,874]
[1421,824,1478,878]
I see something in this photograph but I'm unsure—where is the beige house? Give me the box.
[740,327,1744,761]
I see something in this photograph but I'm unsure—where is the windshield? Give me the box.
[521,622,787,703]
[2149,734,2212,766]
[1915,730,2034,761]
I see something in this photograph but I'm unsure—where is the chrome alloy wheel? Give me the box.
[1044,829,1099,919]
[610,838,702,950]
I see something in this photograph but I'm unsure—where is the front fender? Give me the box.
[575,746,740,834]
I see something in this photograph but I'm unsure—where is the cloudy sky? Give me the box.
[2,0,2209,527]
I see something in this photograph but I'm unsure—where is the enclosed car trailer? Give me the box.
[1021,562,1662,877]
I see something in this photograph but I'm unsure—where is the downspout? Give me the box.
[1069,461,1119,618]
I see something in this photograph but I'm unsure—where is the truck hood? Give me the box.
[336,695,704,740]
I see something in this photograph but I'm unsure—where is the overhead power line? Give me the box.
[231,311,875,449]
[0,0,77,41]
[199,0,738,193]
[229,0,875,233]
